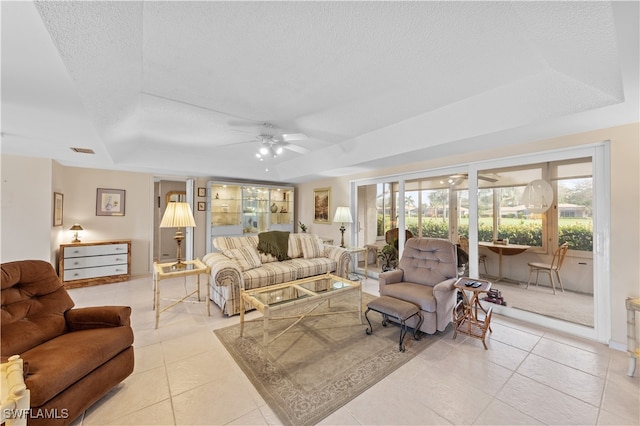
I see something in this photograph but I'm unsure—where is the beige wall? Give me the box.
[1,158,212,276]
[296,122,640,346]
[57,165,154,276]
[1,157,154,276]
[1,156,53,263]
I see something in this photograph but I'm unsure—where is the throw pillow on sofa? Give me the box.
[301,234,325,259]
[223,246,262,271]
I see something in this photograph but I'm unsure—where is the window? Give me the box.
[376,182,398,237]
[553,158,593,252]
[475,158,593,253]
[404,176,453,239]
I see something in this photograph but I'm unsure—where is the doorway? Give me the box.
[153,180,187,262]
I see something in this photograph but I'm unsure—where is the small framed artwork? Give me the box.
[197,201,206,211]
[313,187,331,224]
[197,187,206,197]
[53,192,64,226]
[96,188,126,216]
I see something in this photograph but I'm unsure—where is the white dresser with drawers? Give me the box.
[59,240,131,288]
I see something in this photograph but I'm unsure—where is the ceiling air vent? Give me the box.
[70,147,95,154]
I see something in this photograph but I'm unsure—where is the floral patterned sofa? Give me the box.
[203,233,350,316]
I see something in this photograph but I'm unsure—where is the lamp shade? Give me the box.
[333,206,353,223]
[69,223,83,243]
[160,202,196,228]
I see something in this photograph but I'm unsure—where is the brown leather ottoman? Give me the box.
[365,295,423,352]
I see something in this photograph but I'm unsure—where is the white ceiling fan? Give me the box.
[444,173,500,186]
[234,123,311,161]
[139,93,311,159]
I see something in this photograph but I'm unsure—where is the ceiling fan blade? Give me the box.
[282,133,308,142]
[215,139,257,148]
[230,128,254,134]
[447,173,499,183]
[478,174,499,183]
[283,143,311,154]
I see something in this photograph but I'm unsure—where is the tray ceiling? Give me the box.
[1,1,637,182]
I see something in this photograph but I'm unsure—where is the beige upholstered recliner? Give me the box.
[378,238,458,334]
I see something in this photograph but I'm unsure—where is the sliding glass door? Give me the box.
[351,143,608,343]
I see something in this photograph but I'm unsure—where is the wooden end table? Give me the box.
[453,277,493,349]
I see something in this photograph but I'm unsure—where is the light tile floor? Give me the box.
[68,274,639,425]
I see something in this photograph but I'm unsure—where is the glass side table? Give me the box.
[345,246,371,280]
[153,258,211,329]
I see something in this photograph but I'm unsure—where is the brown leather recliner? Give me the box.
[378,238,458,334]
[1,260,134,425]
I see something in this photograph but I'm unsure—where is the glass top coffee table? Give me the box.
[240,273,362,350]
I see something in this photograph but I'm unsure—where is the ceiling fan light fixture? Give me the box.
[259,146,269,155]
[275,145,283,155]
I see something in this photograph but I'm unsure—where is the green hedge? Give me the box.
[458,223,593,251]
[379,216,592,251]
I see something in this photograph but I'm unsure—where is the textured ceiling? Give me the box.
[1,1,638,183]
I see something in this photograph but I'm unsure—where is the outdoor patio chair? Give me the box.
[526,242,569,294]
[458,235,488,275]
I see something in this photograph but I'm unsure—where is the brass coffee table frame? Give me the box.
[240,273,362,350]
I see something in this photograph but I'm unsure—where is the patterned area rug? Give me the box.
[214,293,436,426]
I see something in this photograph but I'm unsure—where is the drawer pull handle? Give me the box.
[74,262,79,265]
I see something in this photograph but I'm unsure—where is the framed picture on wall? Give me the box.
[197,201,206,211]
[313,187,331,224]
[197,187,206,197]
[53,192,64,226]
[96,188,126,216]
